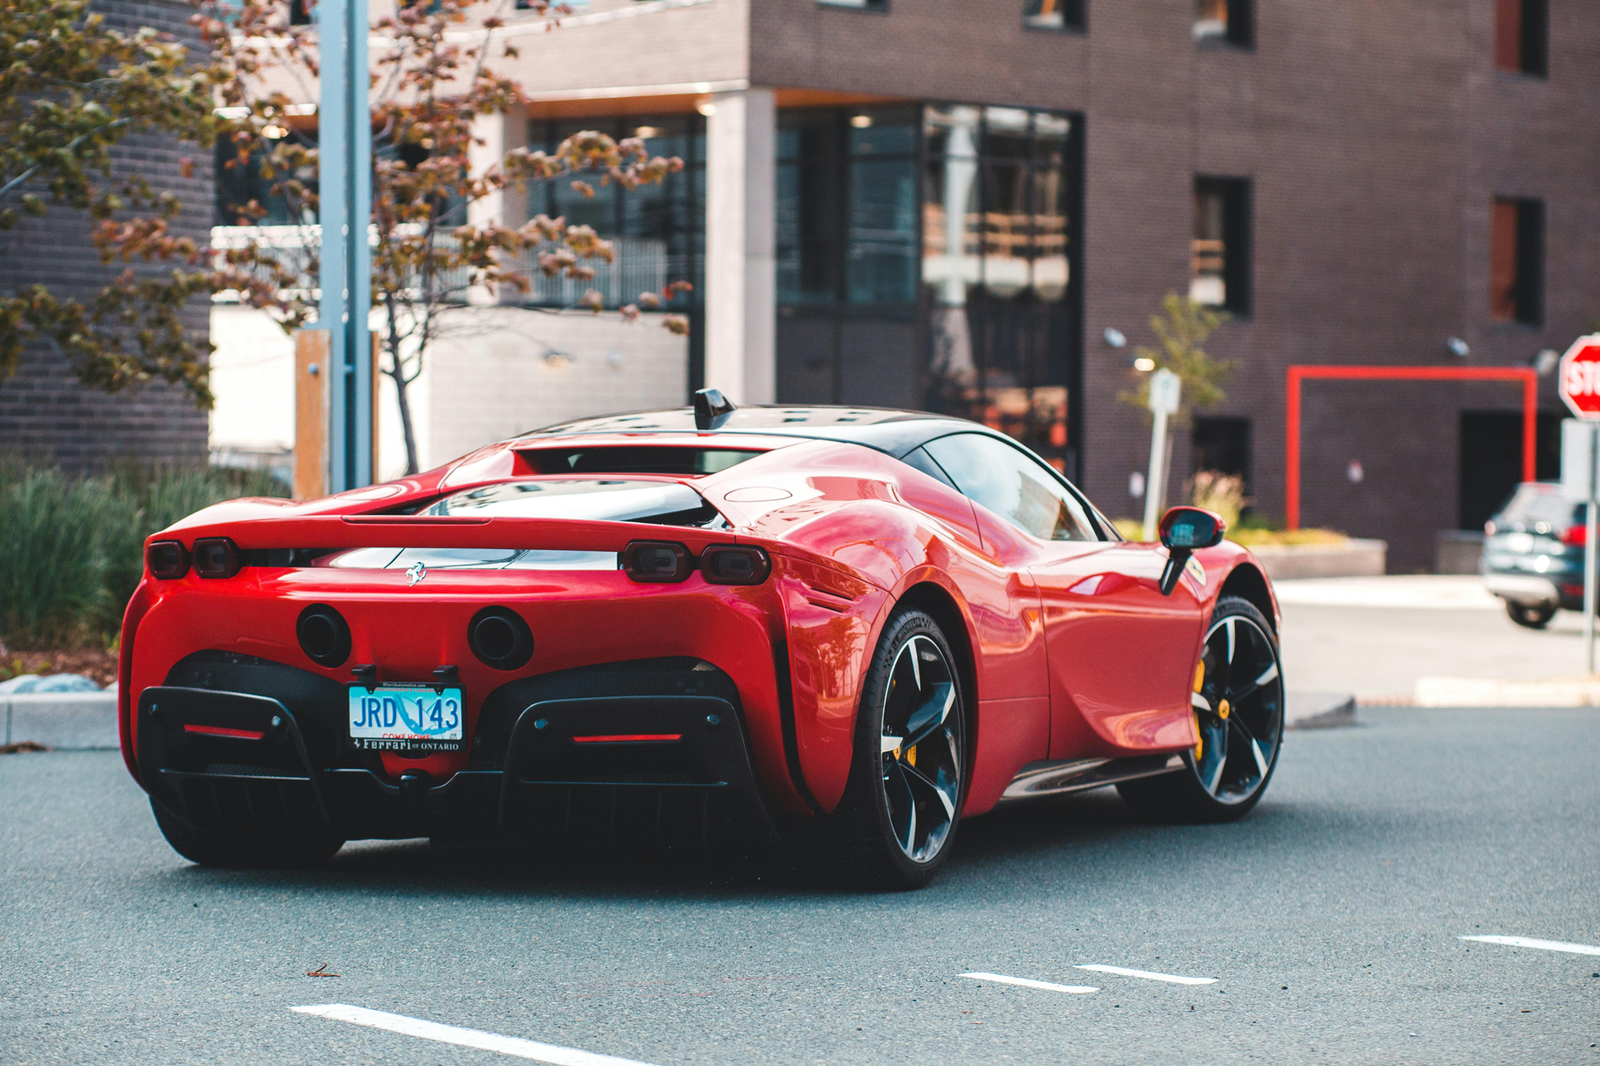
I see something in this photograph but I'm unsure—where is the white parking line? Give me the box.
[1075,964,1218,986]
[291,1004,663,1066]
[958,972,1099,995]
[1459,935,1600,957]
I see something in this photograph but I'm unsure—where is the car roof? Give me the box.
[513,405,996,460]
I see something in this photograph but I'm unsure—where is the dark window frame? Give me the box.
[1490,195,1544,327]
[1192,175,1253,318]
[817,0,889,11]
[1195,0,1253,49]
[1495,0,1549,77]
[1023,0,1087,33]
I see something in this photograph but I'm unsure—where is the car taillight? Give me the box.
[1562,525,1587,547]
[146,540,189,579]
[621,541,692,583]
[192,537,242,578]
[701,545,771,585]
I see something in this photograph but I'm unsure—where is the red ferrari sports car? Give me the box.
[120,390,1285,888]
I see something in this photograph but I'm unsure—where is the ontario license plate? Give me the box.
[348,683,464,752]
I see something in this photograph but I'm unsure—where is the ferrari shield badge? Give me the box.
[1183,554,1207,588]
[406,561,427,586]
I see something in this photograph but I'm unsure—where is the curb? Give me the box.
[1415,677,1600,708]
[1286,691,1356,729]
[3,693,119,750]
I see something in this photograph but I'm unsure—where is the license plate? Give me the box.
[348,683,464,752]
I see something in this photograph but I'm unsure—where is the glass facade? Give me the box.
[922,105,1082,471]
[776,103,1083,473]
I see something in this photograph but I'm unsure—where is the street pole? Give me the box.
[1587,427,1598,675]
[1560,418,1600,674]
[317,0,373,493]
[1142,368,1181,540]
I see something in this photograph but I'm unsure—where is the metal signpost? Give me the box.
[1558,335,1600,673]
[1142,368,1181,540]
[317,0,374,493]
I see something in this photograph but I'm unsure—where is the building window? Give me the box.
[1192,416,1252,490]
[1191,176,1251,316]
[1024,0,1085,32]
[1495,0,1548,76]
[214,128,318,226]
[526,114,705,312]
[818,0,887,10]
[776,107,918,306]
[1490,196,1543,325]
[288,0,311,25]
[1194,0,1252,47]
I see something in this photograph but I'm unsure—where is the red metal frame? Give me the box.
[1285,365,1540,531]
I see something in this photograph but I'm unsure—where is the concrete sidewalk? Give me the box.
[1276,575,1600,706]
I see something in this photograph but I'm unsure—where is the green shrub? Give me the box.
[0,466,115,647]
[0,459,288,649]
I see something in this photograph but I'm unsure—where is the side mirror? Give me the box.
[1156,506,1226,595]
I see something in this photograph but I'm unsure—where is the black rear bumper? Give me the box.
[136,652,778,849]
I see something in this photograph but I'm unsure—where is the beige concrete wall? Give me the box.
[423,307,690,464]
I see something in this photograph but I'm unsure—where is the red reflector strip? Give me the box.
[570,733,683,744]
[182,724,265,740]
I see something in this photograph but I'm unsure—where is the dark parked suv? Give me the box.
[1482,482,1588,629]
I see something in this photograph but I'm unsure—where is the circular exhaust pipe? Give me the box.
[296,604,352,667]
[468,607,533,670]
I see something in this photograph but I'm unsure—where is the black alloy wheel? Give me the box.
[805,609,967,890]
[1504,600,1556,630]
[1118,596,1284,823]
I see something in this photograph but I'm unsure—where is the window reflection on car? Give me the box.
[922,432,1099,541]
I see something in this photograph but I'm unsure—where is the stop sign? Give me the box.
[1560,335,1600,419]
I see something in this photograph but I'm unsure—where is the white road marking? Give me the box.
[959,972,1099,995]
[1075,964,1218,986]
[291,1004,663,1066]
[1459,935,1600,957]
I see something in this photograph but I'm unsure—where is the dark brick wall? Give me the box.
[0,0,212,469]
[751,0,1600,570]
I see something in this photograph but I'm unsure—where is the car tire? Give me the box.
[1117,596,1285,824]
[150,798,345,869]
[801,608,968,891]
[1504,601,1556,629]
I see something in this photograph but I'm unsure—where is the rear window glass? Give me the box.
[1496,485,1580,530]
[424,479,721,526]
[518,447,760,476]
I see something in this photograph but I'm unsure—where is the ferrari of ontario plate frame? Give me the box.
[347,683,465,752]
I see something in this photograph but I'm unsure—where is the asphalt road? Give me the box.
[3,708,1598,1066]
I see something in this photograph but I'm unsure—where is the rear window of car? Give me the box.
[517,447,760,476]
[1495,485,1579,529]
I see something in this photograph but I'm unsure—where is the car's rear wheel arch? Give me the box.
[892,581,978,767]
[1219,563,1276,634]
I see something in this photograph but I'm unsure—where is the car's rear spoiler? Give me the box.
[142,516,736,555]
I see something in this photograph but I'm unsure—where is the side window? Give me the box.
[900,446,959,489]
[923,433,1098,542]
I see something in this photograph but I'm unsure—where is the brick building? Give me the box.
[0,0,214,469]
[465,0,1598,570]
